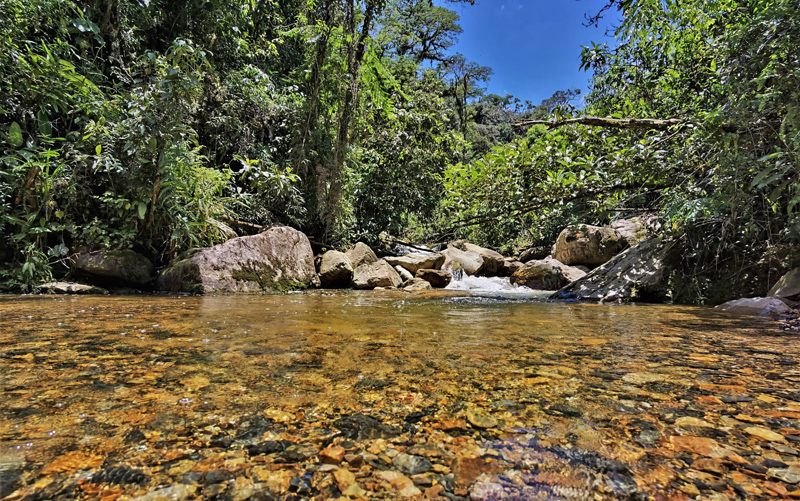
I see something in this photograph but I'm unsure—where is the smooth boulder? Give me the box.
[553,225,627,267]
[74,249,154,286]
[715,297,792,318]
[416,269,452,288]
[157,226,316,294]
[402,278,433,292]
[346,242,379,269]
[510,258,586,290]
[352,259,402,290]
[554,238,672,302]
[318,250,353,288]
[459,242,505,276]
[442,241,504,276]
[384,253,445,275]
[769,268,800,302]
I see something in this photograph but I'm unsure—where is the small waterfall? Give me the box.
[445,269,552,300]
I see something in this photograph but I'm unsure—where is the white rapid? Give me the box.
[445,271,553,300]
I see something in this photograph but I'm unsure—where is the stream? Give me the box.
[0,291,797,500]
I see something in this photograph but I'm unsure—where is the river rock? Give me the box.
[611,217,651,246]
[442,242,504,276]
[74,249,154,286]
[510,258,586,290]
[385,253,445,275]
[402,278,433,292]
[157,226,316,294]
[346,242,379,269]
[770,268,800,301]
[458,242,505,276]
[715,297,791,318]
[442,246,483,276]
[553,238,672,302]
[395,265,414,282]
[416,269,451,288]
[499,259,525,277]
[39,282,108,295]
[552,225,627,266]
[318,250,353,288]
[519,246,550,263]
[353,260,402,290]
[393,453,432,475]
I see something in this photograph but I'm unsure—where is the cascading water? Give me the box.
[445,270,551,299]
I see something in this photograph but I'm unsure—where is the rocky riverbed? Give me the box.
[1,293,800,501]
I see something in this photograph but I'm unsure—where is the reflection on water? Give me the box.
[0,292,795,500]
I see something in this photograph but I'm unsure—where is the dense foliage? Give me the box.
[0,0,525,289]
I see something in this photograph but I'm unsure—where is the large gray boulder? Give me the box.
[459,242,505,276]
[74,249,154,286]
[553,225,627,267]
[352,259,403,290]
[769,268,800,302]
[510,258,586,290]
[346,242,379,269]
[553,238,672,302]
[157,226,316,294]
[319,250,353,288]
[384,253,445,275]
[442,241,504,277]
[715,297,792,318]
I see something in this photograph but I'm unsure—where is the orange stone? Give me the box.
[319,446,346,465]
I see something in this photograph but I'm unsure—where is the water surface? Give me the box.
[1,292,796,500]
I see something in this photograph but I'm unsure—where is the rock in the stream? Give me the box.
[353,260,403,290]
[395,265,414,282]
[553,224,627,267]
[416,269,451,288]
[157,226,316,294]
[442,241,504,276]
[770,268,800,302]
[715,297,791,318]
[458,242,505,276]
[318,250,353,288]
[39,282,108,295]
[553,238,672,302]
[519,246,550,263]
[402,278,433,292]
[74,249,154,286]
[499,258,525,277]
[346,242,379,269]
[385,253,445,275]
[510,258,586,290]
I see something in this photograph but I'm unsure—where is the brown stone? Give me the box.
[415,269,452,288]
[319,446,346,465]
[452,456,488,488]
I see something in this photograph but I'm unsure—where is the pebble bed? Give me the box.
[1,293,799,501]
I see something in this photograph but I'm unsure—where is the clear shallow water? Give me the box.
[0,292,796,501]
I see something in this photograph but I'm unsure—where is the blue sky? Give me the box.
[443,0,618,105]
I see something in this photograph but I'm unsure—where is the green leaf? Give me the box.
[95,144,102,155]
[8,122,23,147]
[38,110,52,136]
[136,202,147,220]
